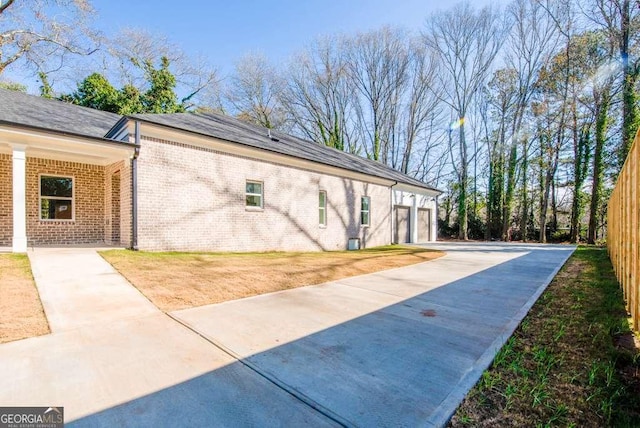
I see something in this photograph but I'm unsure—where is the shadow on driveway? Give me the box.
[72,245,574,427]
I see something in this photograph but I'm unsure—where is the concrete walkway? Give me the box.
[27,247,158,332]
[3,248,333,426]
[0,243,574,427]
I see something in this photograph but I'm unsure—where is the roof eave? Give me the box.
[0,120,138,149]
[129,116,439,191]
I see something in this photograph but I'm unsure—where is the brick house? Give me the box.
[0,89,440,253]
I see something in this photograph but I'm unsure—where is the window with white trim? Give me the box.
[40,175,74,220]
[319,191,327,226]
[246,181,263,208]
[360,196,370,226]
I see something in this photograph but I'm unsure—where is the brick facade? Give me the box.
[136,136,392,252]
[3,136,433,251]
[26,157,105,245]
[0,154,11,246]
[105,160,130,246]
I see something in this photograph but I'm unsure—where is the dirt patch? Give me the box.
[0,254,50,343]
[100,246,443,312]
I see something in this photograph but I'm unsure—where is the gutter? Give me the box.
[0,120,136,149]
[435,194,440,242]
[131,121,141,251]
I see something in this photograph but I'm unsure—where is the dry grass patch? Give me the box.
[100,245,443,312]
[0,254,50,343]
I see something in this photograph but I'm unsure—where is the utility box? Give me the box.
[347,238,361,250]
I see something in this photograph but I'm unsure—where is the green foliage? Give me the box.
[117,84,144,115]
[140,56,184,114]
[38,72,53,99]
[70,73,121,112]
[65,57,185,114]
[0,81,26,92]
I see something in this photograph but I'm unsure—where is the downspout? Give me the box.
[131,121,141,251]
[390,181,398,244]
[434,195,439,242]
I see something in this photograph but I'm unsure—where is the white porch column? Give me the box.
[12,145,27,253]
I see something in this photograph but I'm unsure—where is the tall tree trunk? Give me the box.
[538,133,547,243]
[519,137,529,242]
[570,105,591,244]
[588,90,609,244]
[620,0,637,169]
[458,121,468,240]
[502,144,517,241]
[569,103,581,244]
[486,159,494,241]
[551,178,558,233]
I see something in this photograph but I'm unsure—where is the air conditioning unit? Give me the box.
[347,238,361,250]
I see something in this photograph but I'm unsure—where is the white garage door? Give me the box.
[394,206,411,244]
[417,208,432,242]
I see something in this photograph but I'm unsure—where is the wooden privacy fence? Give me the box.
[608,134,640,332]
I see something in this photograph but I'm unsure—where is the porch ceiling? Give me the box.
[0,125,135,166]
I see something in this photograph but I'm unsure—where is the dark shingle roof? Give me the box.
[0,89,439,192]
[0,88,121,139]
[130,112,440,193]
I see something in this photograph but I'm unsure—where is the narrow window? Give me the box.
[246,181,263,208]
[361,196,370,226]
[40,175,74,220]
[319,191,327,226]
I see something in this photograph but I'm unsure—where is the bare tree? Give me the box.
[502,0,561,241]
[0,0,98,75]
[281,36,355,152]
[98,28,219,110]
[589,0,640,169]
[484,68,519,240]
[224,53,288,130]
[346,27,410,163]
[425,2,505,240]
[398,42,443,175]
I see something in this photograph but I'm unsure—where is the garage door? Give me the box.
[417,208,432,242]
[394,206,411,244]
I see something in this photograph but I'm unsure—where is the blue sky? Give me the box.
[89,0,497,76]
[4,0,505,91]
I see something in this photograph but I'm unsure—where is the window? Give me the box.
[360,196,370,226]
[40,175,73,220]
[246,181,263,208]
[319,191,327,226]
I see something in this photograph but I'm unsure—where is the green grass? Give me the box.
[449,246,640,427]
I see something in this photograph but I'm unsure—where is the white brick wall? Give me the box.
[136,136,392,252]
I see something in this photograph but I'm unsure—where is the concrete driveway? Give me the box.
[0,243,574,427]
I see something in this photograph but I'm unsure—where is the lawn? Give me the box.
[100,245,443,312]
[0,254,50,343]
[449,247,640,427]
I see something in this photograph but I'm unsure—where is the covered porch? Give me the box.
[1,125,135,252]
